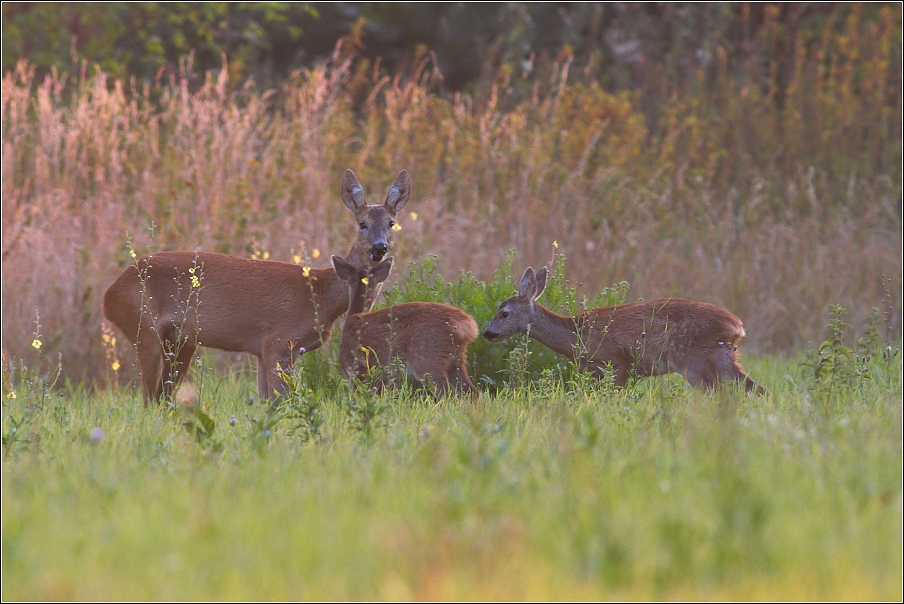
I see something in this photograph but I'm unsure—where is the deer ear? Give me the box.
[534,266,549,300]
[384,170,410,214]
[332,255,355,282]
[341,169,366,212]
[370,256,394,285]
[518,267,538,300]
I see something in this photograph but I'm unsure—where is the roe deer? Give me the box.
[103,169,410,404]
[332,255,480,397]
[483,266,764,393]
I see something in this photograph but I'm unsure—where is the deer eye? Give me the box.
[501,311,510,319]
[388,220,395,228]
[359,222,367,230]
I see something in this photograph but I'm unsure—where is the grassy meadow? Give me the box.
[2,8,903,600]
[2,344,902,600]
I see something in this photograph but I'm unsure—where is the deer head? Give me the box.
[341,169,409,264]
[483,266,549,341]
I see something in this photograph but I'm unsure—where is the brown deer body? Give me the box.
[484,266,763,393]
[103,169,410,403]
[333,256,479,397]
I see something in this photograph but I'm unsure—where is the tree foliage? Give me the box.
[5,3,901,101]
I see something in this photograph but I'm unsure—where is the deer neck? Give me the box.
[344,245,384,311]
[316,248,374,326]
[345,280,370,318]
[529,303,580,362]
[339,245,383,324]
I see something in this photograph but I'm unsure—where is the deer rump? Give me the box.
[340,302,479,392]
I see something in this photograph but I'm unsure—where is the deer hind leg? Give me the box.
[429,374,453,398]
[162,343,196,401]
[723,361,765,395]
[733,366,765,395]
[448,351,479,398]
[683,354,718,389]
[135,338,164,405]
[255,356,270,401]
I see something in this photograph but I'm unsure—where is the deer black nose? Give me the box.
[483,330,498,341]
[371,243,388,260]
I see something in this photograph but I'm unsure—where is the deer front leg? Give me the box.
[261,340,294,400]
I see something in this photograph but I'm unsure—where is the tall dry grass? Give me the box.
[2,24,901,383]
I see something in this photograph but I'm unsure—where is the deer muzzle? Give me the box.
[370,242,388,261]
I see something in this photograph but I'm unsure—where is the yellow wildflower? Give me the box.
[263,251,269,260]
[302,266,311,278]
[392,223,402,231]
[31,339,42,350]
[130,249,137,259]
[191,275,201,288]
[188,267,195,274]
[112,361,121,372]
[293,254,302,265]
[410,212,418,221]
[312,249,320,259]
[553,241,559,249]
[361,277,369,285]
[7,391,16,399]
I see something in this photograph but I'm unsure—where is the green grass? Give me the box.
[2,352,901,600]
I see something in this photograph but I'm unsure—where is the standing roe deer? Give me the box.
[103,169,410,404]
[483,266,764,393]
[332,255,480,397]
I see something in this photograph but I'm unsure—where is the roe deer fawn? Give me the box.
[483,266,764,393]
[332,256,479,397]
[103,169,410,404]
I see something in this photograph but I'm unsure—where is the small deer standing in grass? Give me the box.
[333,256,480,397]
[103,169,410,404]
[483,266,764,393]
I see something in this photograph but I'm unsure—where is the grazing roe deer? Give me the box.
[332,255,480,397]
[483,266,764,393]
[103,169,410,404]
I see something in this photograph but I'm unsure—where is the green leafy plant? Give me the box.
[277,362,326,444]
[181,406,224,454]
[344,363,390,441]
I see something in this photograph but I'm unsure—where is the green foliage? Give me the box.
[1,3,317,82]
[344,389,388,443]
[275,364,325,444]
[804,303,903,405]
[806,304,858,397]
[181,406,224,454]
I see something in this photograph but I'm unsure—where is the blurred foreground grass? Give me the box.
[2,353,901,600]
